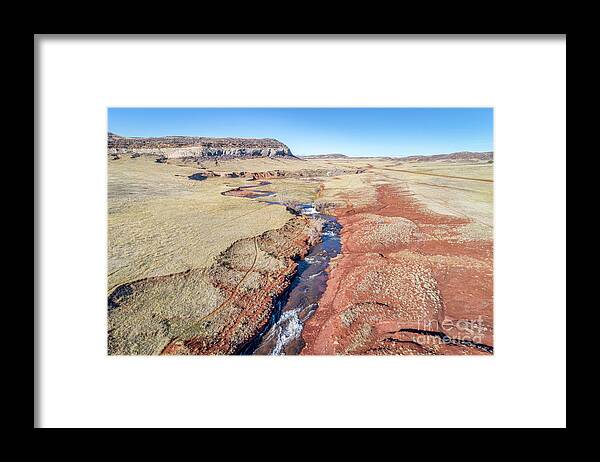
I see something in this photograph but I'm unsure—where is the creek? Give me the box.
[224,181,342,355]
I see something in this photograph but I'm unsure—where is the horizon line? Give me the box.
[107,131,493,158]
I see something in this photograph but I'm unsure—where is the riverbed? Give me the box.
[221,181,342,355]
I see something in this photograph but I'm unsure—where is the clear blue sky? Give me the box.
[108,108,493,157]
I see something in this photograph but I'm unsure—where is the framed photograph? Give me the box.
[35,34,566,428]
[106,108,494,357]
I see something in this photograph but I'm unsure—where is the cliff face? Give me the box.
[108,132,294,159]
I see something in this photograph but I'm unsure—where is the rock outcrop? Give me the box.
[107,132,295,160]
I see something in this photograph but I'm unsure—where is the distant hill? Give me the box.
[299,151,493,161]
[400,151,493,162]
[107,133,296,160]
[300,153,349,159]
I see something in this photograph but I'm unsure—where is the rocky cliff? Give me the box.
[108,132,295,159]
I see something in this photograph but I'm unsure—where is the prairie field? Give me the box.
[108,157,291,291]
[108,154,493,355]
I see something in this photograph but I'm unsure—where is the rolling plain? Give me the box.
[108,137,493,355]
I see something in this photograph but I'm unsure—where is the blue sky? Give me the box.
[108,108,493,157]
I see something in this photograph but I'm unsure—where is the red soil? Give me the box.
[221,188,266,198]
[301,185,493,355]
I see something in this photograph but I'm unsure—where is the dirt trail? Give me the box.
[375,167,493,183]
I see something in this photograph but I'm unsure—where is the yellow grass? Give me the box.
[318,159,493,241]
[108,156,493,291]
[108,156,291,291]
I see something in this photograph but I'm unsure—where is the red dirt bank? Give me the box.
[301,185,493,355]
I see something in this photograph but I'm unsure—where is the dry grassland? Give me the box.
[108,156,291,291]
[108,154,493,355]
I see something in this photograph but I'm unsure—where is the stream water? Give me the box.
[225,182,342,355]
